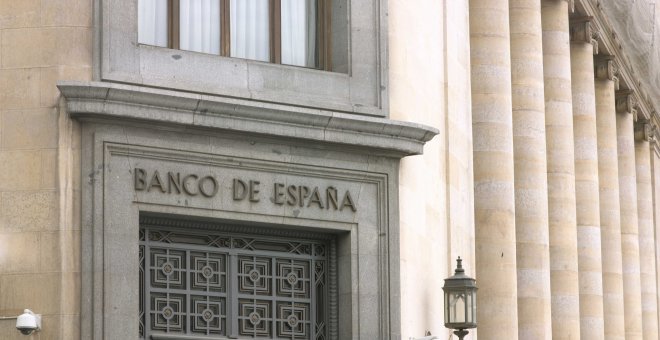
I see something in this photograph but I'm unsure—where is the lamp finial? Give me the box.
[455,256,464,274]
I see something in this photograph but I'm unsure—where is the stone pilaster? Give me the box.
[469,0,518,338]
[594,57,626,340]
[541,1,581,338]
[570,16,605,340]
[616,90,644,338]
[634,120,660,340]
[510,0,552,339]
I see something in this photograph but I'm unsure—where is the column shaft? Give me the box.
[616,92,643,338]
[652,147,660,335]
[570,19,605,339]
[541,1,581,338]
[594,62,626,340]
[470,0,518,338]
[510,0,552,339]
[635,123,660,340]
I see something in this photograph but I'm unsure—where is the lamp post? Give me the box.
[442,257,477,340]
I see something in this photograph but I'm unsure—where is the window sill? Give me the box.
[58,81,438,157]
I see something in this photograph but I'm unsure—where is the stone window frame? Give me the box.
[97,0,389,116]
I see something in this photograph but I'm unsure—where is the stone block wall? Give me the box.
[389,0,474,339]
[0,0,91,338]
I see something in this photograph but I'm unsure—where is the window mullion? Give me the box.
[169,0,180,49]
[270,0,282,64]
[321,0,332,71]
[221,0,230,57]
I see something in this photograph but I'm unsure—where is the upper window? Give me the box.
[101,0,385,116]
[138,0,332,70]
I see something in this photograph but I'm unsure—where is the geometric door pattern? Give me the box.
[139,225,332,339]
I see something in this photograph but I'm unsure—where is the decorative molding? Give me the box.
[58,81,438,158]
[577,0,656,123]
[594,56,619,89]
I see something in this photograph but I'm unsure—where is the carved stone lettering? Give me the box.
[134,168,357,212]
[148,171,166,193]
[182,174,199,196]
[308,187,324,209]
[248,180,260,202]
[199,176,219,197]
[273,183,286,205]
[299,186,310,208]
[340,191,357,212]
[326,187,338,210]
[287,185,297,206]
[233,179,247,200]
[168,172,181,194]
[135,168,147,190]
[134,169,221,198]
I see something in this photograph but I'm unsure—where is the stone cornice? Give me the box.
[57,81,438,158]
[577,0,655,122]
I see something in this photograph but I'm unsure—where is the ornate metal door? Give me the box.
[139,223,335,340]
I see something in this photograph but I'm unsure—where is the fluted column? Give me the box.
[635,120,660,340]
[570,17,605,339]
[470,0,518,338]
[616,90,643,338]
[541,1,581,338]
[510,1,552,339]
[594,57,626,340]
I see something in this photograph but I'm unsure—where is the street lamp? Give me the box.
[442,257,477,340]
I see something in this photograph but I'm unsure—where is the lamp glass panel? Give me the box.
[466,290,472,323]
[449,291,466,323]
[471,289,477,323]
[444,291,449,324]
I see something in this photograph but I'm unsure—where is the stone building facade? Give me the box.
[0,0,659,339]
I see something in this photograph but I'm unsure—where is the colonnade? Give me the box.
[469,0,660,338]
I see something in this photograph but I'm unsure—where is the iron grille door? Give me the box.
[139,223,335,340]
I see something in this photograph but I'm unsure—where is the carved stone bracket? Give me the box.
[616,90,639,120]
[570,17,599,54]
[594,57,619,89]
[591,28,600,55]
[650,118,660,156]
[634,119,653,142]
